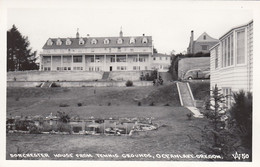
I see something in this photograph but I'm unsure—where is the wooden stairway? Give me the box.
[176,82,194,107]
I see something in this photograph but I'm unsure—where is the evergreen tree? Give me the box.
[7,25,38,71]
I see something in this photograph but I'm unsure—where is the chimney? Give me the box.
[120,26,123,37]
[76,28,79,39]
[143,33,145,36]
[190,30,194,54]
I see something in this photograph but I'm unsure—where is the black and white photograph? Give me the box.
[1,0,260,166]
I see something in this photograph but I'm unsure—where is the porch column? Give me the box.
[61,55,63,71]
[94,54,96,71]
[126,54,128,71]
[51,55,53,71]
[82,55,86,71]
[39,55,42,71]
[115,54,117,71]
[104,54,106,71]
[137,54,140,71]
[71,55,73,71]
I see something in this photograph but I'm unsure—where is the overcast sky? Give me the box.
[5,0,256,56]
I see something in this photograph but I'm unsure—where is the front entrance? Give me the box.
[110,66,113,71]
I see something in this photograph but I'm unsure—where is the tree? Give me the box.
[7,25,38,71]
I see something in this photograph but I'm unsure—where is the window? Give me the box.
[104,39,110,44]
[160,57,162,60]
[117,38,123,44]
[91,39,97,44]
[47,39,53,45]
[44,57,51,63]
[142,37,148,44]
[68,67,71,70]
[73,56,82,63]
[203,35,206,40]
[57,67,60,71]
[223,88,232,109]
[44,67,51,71]
[237,30,245,64]
[90,56,95,63]
[111,56,116,62]
[165,57,168,60]
[56,39,62,45]
[79,38,85,45]
[133,66,140,70]
[215,46,219,69]
[66,38,71,45]
[153,57,156,60]
[130,37,135,44]
[222,34,234,67]
[116,56,126,62]
[139,57,145,62]
[63,56,71,63]
[201,45,208,50]
[95,56,101,63]
[117,66,126,71]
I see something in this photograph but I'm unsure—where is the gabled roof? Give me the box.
[42,36,152,49]
[195,32,219,42]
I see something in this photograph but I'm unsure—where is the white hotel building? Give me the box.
[39,30,155,72]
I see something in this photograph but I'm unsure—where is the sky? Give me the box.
[4,0,256,57]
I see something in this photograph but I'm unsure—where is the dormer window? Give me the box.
[104,38,110,44]
[130,37,135,44]
[117,38,123,44]
[91,39,97,44]
[79,38,85,45]
[66,38,71,45]
[47,39,53,46]
[56,39,62,45]
[142,37,148,44]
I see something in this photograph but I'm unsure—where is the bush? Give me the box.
[138,101,141,106]
[149,102,155,106]
[125,80,133,87]
[108,102,111,106]
[229,90,252,149]
[59,103,69,107]
[51,82,60,87]
[77,103,82,107]
[57,111,70,123]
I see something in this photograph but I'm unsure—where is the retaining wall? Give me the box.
[7,81,153,87]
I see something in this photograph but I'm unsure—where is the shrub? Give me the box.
[229,90,252,149]
[51,82,60,87]
[77,103,82,107]
[59,103,69,107]
[138,101,141,106]
[164,103,170,106]
[57,111,70,123]
[108,102,111,106]
[125,80,133,87]
[149,102,155,106]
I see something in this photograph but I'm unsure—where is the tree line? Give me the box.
[7,25,38,71]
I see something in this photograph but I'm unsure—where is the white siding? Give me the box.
[210,21,253,94]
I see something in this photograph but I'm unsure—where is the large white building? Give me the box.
[210,20,253,108]
[40,30,154,72]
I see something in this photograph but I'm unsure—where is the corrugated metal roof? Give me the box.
[42,36,152,49]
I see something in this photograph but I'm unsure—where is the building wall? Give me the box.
[193,41,219,54]
[210,21,253,94]
[42,54,151,72]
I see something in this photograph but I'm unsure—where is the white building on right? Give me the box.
[210,20,253,108]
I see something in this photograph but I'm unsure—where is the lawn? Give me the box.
[6,84,210,161]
